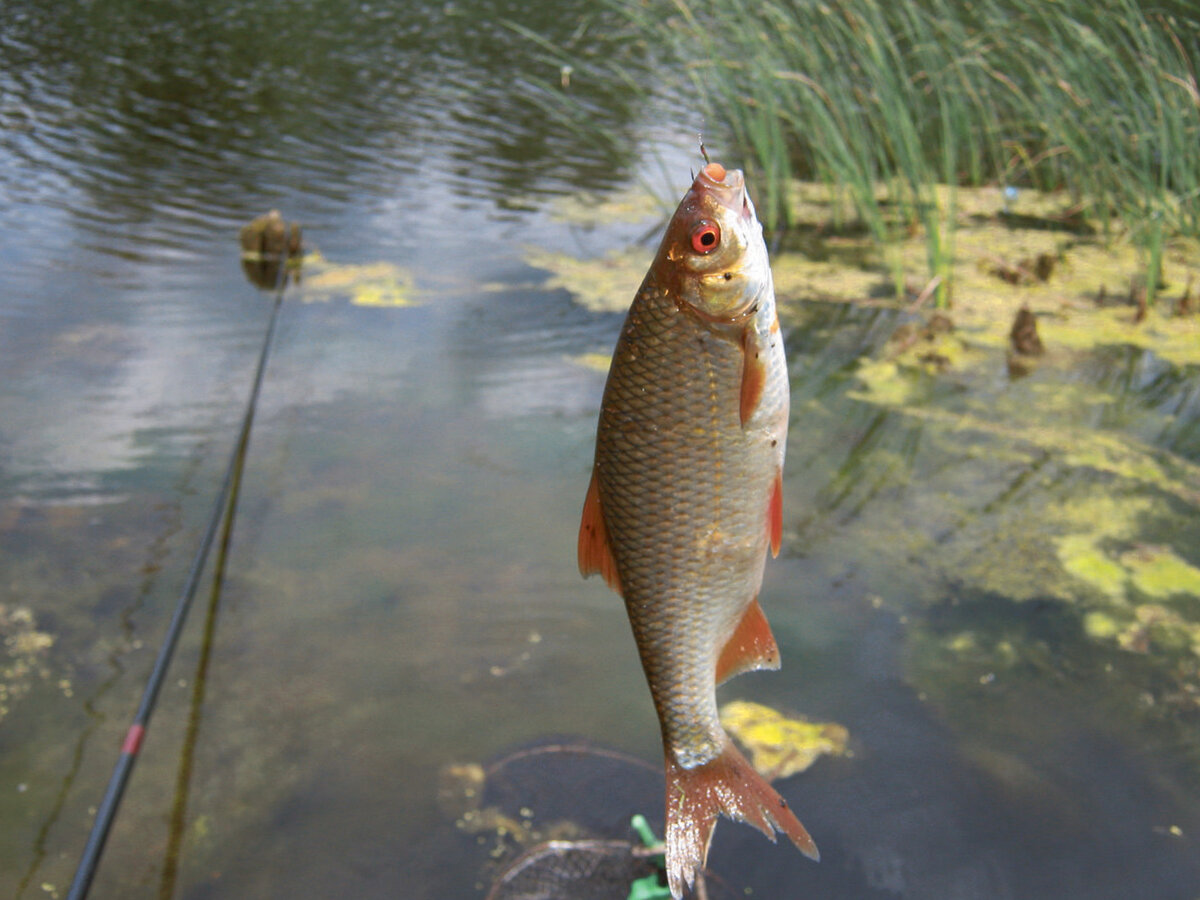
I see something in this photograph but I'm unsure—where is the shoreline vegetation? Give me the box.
[531,0,1199,313]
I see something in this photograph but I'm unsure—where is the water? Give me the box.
[3,3,1199,898]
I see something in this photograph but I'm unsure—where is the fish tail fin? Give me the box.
[663,740,819,898]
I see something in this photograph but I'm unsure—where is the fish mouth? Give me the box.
[694,163,753,221]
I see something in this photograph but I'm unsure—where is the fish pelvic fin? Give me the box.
[578,470,622,593]
[715,597,780,686]
[664,740,819,899]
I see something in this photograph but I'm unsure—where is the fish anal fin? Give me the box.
[715,597,780,686]
[739,328,767,427]
[578,471,622,594]
[664,740,818,899]
[768,468,783,558]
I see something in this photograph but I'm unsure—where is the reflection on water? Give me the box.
[0,0,649,255]
[2,2,1200,899]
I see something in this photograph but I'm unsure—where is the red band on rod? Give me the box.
[122,724,146,756]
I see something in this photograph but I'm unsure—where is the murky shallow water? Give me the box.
[3,3,1200,898]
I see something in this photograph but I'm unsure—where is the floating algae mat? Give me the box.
[720,700,849,781]
[296,251,417,308]
[831,320,1200,755]
[524,247,651,315]
[530,180,1200,363]
[769,183,1200,368]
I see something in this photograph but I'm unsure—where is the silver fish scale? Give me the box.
[595,275,789,770]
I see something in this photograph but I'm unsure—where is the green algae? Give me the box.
[1057,535,1131,602]
[771,252,886,307]
[1082,609,1122,640]
[838,300,1200,651]
[768,182,1200,367]
[524,246,651,313]
[848,359,921,407]
[565,352,612,373]
[0,604,55,723]
[808,207,1200,678]
[1122,546,1200,601]
[830,300,1200,736]
[1086,603,1200,658]
[297,251,417,308]
[844,368,1200,506]
[719,700,850,781]
[1049,505,1200,611]
[544,184,668,227]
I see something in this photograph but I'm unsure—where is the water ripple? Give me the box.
[1,0,654,270]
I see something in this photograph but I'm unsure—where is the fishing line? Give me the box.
[65,285,286,900]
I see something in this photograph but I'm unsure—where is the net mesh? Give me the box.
[485,839,655,900]
[439,741,661,900]
[442,740,738,900]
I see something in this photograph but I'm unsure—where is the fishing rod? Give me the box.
[65,242,291,900]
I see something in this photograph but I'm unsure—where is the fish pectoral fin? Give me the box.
[739,325,768,427]
[715,597,780,686]
[578,471,622,594]
[663,740,818,899]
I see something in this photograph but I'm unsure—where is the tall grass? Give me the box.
[589,0,1199,308]
[1002,0,1200,305]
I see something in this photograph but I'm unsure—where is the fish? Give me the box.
[578,161,818,897]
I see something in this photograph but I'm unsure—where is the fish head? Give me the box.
[660,162,770,321]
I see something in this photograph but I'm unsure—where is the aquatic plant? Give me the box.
[998,0,1200,306]
[574,0,1199,308]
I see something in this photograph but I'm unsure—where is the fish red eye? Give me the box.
[690,221,721,254]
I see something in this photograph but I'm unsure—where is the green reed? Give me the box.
[1001,0,1200,305]
[592,0,1198,308]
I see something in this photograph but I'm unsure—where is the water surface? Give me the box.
[2,3,1199,899]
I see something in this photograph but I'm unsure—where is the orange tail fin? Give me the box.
[663,740,818,898]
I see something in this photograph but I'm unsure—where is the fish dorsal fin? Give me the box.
[578,471,622,594]
[739,327,767,427]
[715,597,780,686]
[769,468,783,558]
